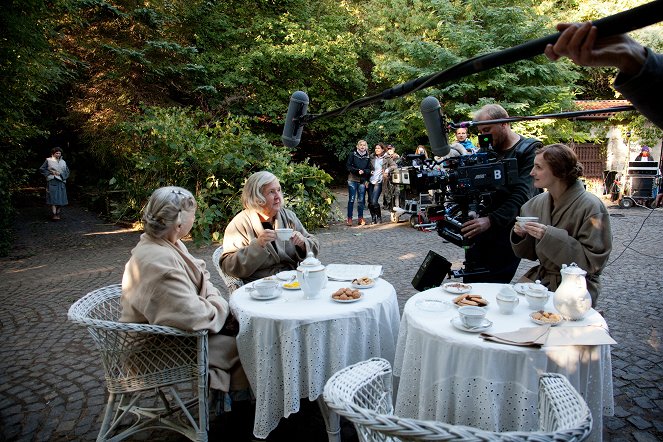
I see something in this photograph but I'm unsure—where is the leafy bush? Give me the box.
[111,106,333,244]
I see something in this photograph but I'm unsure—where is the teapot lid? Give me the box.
[561,262,587,275]
[298,252,324,271]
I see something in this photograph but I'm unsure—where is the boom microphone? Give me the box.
[420,96,450,157]
[281,91,309,148]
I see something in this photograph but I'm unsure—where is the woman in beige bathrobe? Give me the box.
[221,171,319,282]
[511,144,612,306]
[120,186,248,394]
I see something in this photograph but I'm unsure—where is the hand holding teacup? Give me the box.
[274,228,294,241]
[514,216,547,239]
[274,227,307,248]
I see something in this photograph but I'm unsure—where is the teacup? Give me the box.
[458,306,487,328]
[254,280,281,298]
[275,228,294,241]
[516,216,539,229]
[496,294,520,314]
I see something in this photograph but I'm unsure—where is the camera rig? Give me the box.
[392,146,520,279]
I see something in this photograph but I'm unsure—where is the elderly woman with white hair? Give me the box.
[120,186,249,396]
[221,171,320,282]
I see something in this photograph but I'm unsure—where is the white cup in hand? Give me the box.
[516,216,539,229]
[275,228,294,241]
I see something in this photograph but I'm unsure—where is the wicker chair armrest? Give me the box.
[212,245,245,293]
[68,315,207,337]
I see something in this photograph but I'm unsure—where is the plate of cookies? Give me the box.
[530,310,563,326]
[351,277,375,289]
[452,293,489,308]
[331,287,362,303]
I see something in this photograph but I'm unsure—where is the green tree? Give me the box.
[0,0,78,255]
[113,106,334,242]
[359,0,581,147]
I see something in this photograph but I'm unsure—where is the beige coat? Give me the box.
[121,234,247,391]
[221,208,319,282]
[511,180,612,305]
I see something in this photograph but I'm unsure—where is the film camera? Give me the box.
[392,149,519,245]
[393,137,520,284]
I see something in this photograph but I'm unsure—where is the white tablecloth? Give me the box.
[393,283,613,442]
[230,278,400,439]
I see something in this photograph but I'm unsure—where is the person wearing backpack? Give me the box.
[460,104,542,283]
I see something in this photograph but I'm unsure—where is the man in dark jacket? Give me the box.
[460,104,541,283]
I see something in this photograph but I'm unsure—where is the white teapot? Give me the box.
[296,252,327,299]
[553,263,592,320]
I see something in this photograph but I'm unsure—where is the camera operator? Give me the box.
[460,104,542,283]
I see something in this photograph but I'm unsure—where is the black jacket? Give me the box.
[346,150,371,182]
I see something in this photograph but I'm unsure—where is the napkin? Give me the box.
[480,325,551,348]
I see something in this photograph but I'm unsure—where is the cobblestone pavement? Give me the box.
[1,189,662,441]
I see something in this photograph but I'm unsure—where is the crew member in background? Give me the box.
[461,104,542,284]
[634,146,653,161]
[455,127,477,154]
[383,144,402,210]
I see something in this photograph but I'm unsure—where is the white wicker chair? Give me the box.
[212,245,244,293]
[323,358,592,442]
[67,284,209,442]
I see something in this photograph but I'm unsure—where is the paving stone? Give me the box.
[613,405,631,418]
[605,416,627,430]
[634,396,656,409]
[628,415,653,430]
[633,431,660,442]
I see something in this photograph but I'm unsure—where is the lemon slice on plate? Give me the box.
[283,281,301,290]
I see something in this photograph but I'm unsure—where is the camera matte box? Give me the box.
[411,250,452,291]
[391,167,412,184]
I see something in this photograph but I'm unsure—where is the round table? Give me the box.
[393,283,613,442]
[230,278,400,440]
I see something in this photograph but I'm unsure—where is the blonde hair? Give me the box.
[415,145,429,158]
[143,186,196,238]
[241,171,280,211]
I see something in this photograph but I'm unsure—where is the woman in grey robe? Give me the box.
[511,144,612,306]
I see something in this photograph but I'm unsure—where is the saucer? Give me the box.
[276,270,297,281]
[250,291,279,301]
[416,299,451,312]
[441,282,472,294]
[513,283,530,295]
[450,316,493,333]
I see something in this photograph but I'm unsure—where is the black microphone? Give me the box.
[281,91,309,148]
[420,96,450,157]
